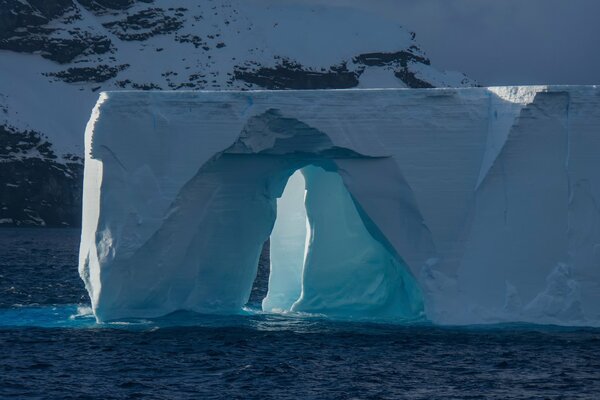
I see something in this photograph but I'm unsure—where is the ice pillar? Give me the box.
[262,170,308,312]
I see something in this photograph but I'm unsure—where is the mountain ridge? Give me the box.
[0,0,475,227]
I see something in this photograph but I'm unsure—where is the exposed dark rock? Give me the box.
[103,8,184,41]
[394,68,435,89]
[169,82,196,89]
[45,64,129,83]
[353,50,436,88]
[115,80,162,89]
[175,34,205,48]
[188,73,207,83]
[63,153,83,163]
[0,0,76,40]
[0,126,82,227]
[0,0,115,63]
[0,158,83,227]
[234,59,359,90]
[0,125,57,160]
[0,29,113,64]
[78,0,153,14]
[353,50,430,67]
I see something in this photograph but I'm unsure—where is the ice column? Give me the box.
[262,170,308,312]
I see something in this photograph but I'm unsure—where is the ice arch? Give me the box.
[81,104,431,321]
[81,88,600,326]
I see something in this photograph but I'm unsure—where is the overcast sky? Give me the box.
[297,0,600,86]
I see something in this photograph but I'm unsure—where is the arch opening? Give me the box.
[87,109,429,322]
[261,163,424,320]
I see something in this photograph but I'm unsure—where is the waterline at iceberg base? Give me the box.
[79,87,600,326]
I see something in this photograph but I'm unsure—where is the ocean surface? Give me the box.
[1,228,599,399]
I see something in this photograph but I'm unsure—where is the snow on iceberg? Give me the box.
[79,86,600,326]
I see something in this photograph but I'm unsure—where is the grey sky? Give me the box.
[294,0,600,86]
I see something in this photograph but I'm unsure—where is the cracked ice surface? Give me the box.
[80,86,600,326]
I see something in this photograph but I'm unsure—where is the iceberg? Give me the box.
[79,86,600,326]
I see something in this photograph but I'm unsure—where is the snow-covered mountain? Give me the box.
[0,0,475,227]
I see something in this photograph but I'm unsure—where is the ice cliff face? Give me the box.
[81,86,600,326]
[0,0,474,227]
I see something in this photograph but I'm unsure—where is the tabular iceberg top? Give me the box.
[80,86,600,326]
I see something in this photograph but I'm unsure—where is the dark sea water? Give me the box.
[1,228,600,399]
